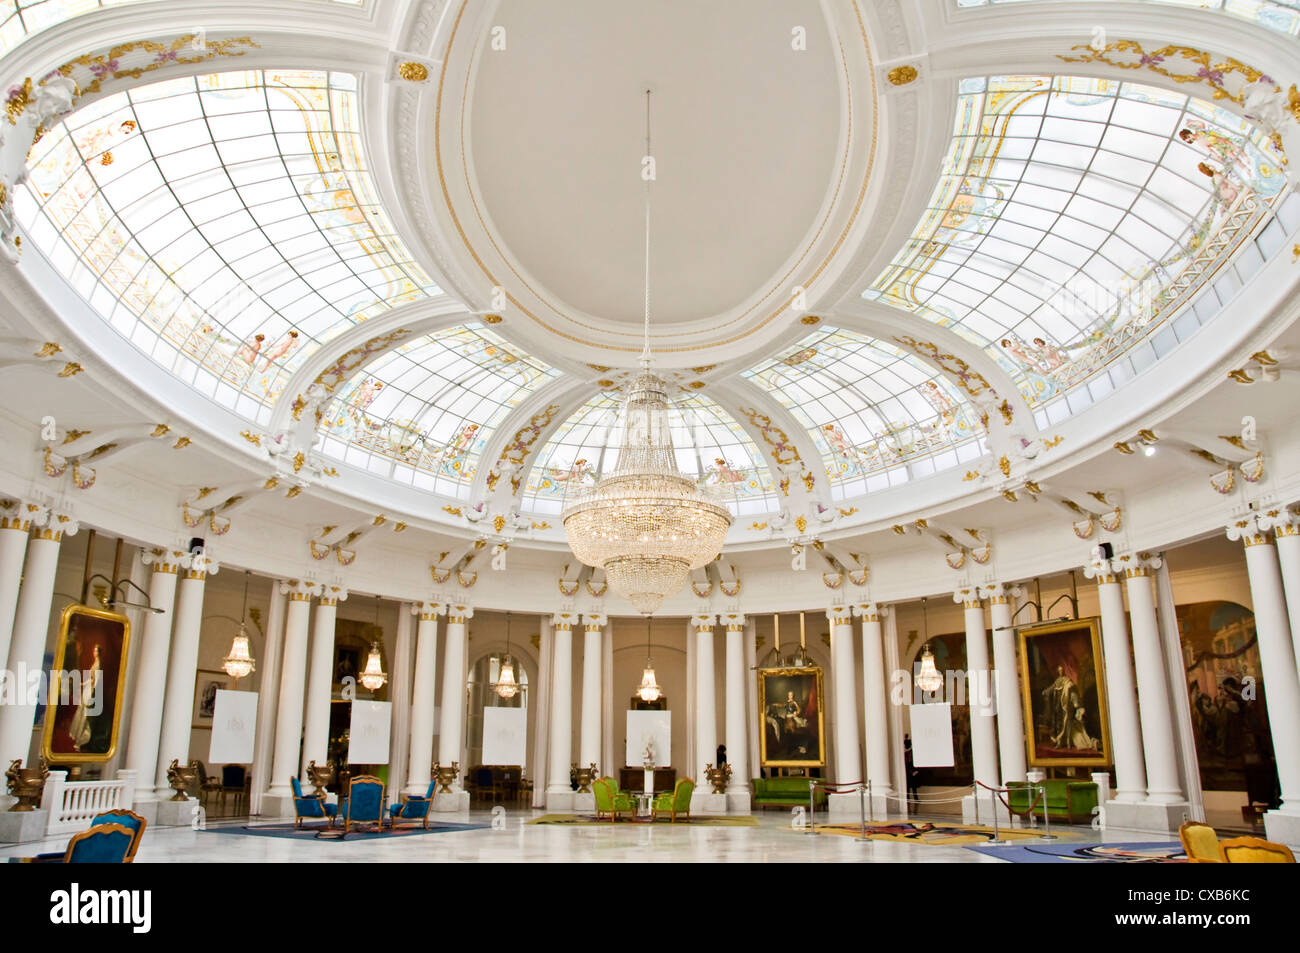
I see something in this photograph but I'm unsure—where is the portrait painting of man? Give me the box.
[758,667,825,767]
[1018,618,1111,768]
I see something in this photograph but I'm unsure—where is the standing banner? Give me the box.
[482,707,527,766]
[208,689,258,763]
[910,702,955,767]
[347,700,392,764]
[625,710,671,765]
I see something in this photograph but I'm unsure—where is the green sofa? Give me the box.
[1006,779,1099,825]
[751,777,826,810]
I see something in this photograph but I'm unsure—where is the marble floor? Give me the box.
[0,810,1176,863]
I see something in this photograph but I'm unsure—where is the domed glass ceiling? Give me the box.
[17,69,437,421]
[866,74,1286,414]
[521,390,779,517]
[316,325,559,498]
[955,0,1300,36]
[743,326,986,500]
[0,0,363,57]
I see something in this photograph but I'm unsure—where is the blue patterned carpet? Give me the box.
[965,841,1186,863]
[203,821,490,841]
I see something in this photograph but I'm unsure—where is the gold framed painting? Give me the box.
[758,667,826,767]
[41,603,132,764]
[1017,617,1112,768]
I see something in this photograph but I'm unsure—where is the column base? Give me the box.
[690,792,728,815]
[257,793,297,819]
[1104,799,1189,835]
[130,799,159,826]
[432,791,470,813]
[1263,809,1300,848]
[0,808,49,843]
[156,796,199,827]
[545,790,574,812]
[571,792,595,813]
[725,791,752,814]
[404,780,433,797]
[961,793,1010,826]
[826,792,867,819]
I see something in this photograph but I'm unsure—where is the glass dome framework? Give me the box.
[866,74,1287,415]
[955,0,1300,38]
[18,68,438,422]
[521,389,780,518]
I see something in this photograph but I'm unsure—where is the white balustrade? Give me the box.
[40,768,138,834]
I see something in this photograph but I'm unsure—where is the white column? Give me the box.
[0,504,35,672]
[388,602,414,794]
[827,605,861,816]
[1272,517,1300,668]
[154,559,216,797]
[1085,558,1147,802]
[579,613,604,775]
[405,601,443,795]
[956,589,999,792]
[266,580,317,802]
[1121,554,1183,804]
[300,584,346,778]
[721,612,750,811]
[981,585,1026,785]
[854,602,892,809]
[436,604,473,796]
[249,580,287,815]
[125,549,185,807]
[745,617,759,781]
[1231,519,1300,836]
[0,514,74,775]
[545,612,576,809]
[693,613,718,776]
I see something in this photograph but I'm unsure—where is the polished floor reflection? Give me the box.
[0,810,1177,863]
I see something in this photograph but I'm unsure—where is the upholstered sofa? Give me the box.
[751,777,826,809]
[1006,779,1099,825]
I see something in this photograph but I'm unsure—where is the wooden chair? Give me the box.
[1220,836,1296,863]
[91,809,147,862]
[1178,820,1224,863]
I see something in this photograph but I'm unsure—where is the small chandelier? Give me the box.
[562,90,732,615]
[494,611,520,699]
[916,597,944,694]
[360,642,387,692]
[222,571,257,681]
[637,616,661,702]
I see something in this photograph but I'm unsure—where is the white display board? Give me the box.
[482,707,527,766]
[208,690,258,764]
[347,701,392,765]
[910,702,955,768]
[625,710,671,766]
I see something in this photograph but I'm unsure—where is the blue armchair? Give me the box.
[91,809,147,862]
[63,823,135,862]
[344,775,386,834]
[389,779,436,829]
[291,776,338,829]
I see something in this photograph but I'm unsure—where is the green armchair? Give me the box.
[593,777,637,822]
[1006,779,1098,825]
[652,778,694,823]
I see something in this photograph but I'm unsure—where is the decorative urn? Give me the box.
[166,759,198,801]
[306,760,335,797]
[433,761,459,794]
[5,757,49,812]
[703,763,732,795]
[573,763,598,794]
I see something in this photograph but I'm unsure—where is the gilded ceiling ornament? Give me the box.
[1219,434,1248,450]
[1043,435,1065,449]
[557,578,579,596]
[5,78,33,125]
[585,577,607,597]
[150,424,170,437]
[1251,350,1279,366]
[36,342,62,358]
[398,61,430,83]
[1088,491,1112,506]
[196,486,218,499]
[596,379,614,388]
[71,462,95,490]
[800,315,820,325]
[998,399,1013,426]
[892,336,997,403]
[442,505,463,517]
[1113,441,1134,454]
[292,451,305,473]
[262,478,278,490]
[750,521,769,531]
[172,437,191,449]
[530,520,550,530]
[1002,489,1018,502]
[239,430,262,447]
[1210,469,1236,494]
[822,572,843,590]
[737,407,802,466]
[689,365,717,374]
[887,65,919,86]
[1099,508,1123,532]
[1227,369,1254,383]
[1240,454,1265,483]
[1073,517,1096,540]
[482,313,503,324]
[998,455,1010,477]
[1059,40,1266,110]
[58,362,82,377]
[795,515,807,534]
[493,514,506,533]
[61,429,88,444]
[85,442,117,460]
[53,35,261,99]
[838,506,858,517]
[586,364,612,373]
[962,470,980,482]
[285,486,302,498]
[688,381,706,389]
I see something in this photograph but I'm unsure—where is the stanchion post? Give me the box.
[858,783,866,842]
[867,780,874,822]
[973,783,980,826]
[988,784,1008,846]
[807,779,817,835]
[1038,782,1057,840]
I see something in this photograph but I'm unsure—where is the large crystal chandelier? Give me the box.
[562,91,733,615]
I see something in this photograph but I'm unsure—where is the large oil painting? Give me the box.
[41,604,131,764]
[1018,618,1111,768]
[758,667,825,767]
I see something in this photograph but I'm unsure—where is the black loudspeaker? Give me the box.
[188,537,206,555]
[1098,541,1114,559]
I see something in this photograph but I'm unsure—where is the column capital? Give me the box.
[411,601,445,620]
[29,506,78,541]
[141,547,191,574]
[448,604,475,623]
[1251,507,1300,540]
[953,587,982,608]
[0,498,37,532]
[826,605,852,625]
[550,610,579,629]
[182,553,219,579]
[1113,551,1163,576]
[1082,552,1120,583]
[582,612,607,629]
[691,613,716,631]
[718,612,745,630]
[851,602,888,621]
[977,583,1020,605]
[317,585,348,606]
[280,578,320,601]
